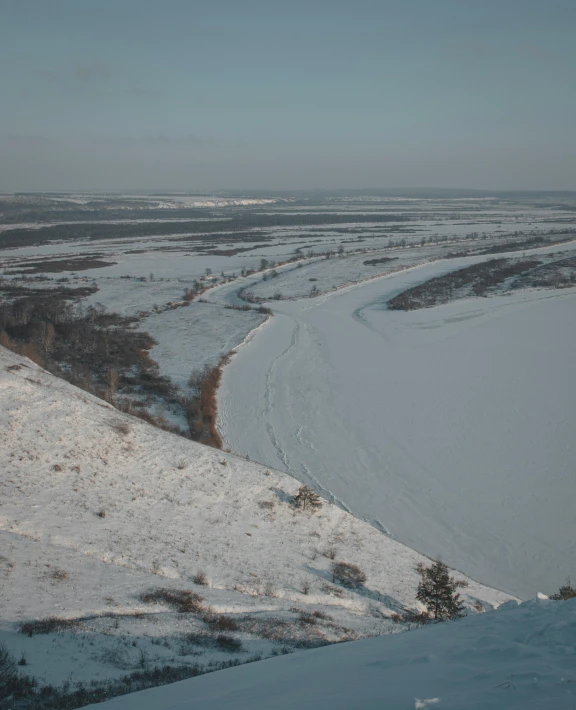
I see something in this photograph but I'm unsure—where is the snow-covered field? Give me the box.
[144,302,267,388]
[218,249,576,600]
[0,346,511,694]
[88,597,576,710]
[241,246,440,301]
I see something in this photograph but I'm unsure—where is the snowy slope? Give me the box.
[86,597,576,710]
[218,253,576,599]
[0,346,511,691]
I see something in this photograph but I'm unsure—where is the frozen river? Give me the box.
[217,258,576,598]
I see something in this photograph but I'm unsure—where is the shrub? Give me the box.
[331,561,367,588]
[298,612,317,626]
[215,635,243,653]
[20,616,80,637]
[193,571,208,586]
[109,419,130,435]
[396,609,433,624]
[0,642,16,678]
[139,588,205,613]
[205,615,239,632]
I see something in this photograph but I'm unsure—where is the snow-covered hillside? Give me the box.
[0,345,510,699]
[87,597,576,710]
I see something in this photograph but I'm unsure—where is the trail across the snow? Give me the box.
[218,254,576,599]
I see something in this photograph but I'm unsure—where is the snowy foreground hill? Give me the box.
[0,345,512,701]
[89,597,576,710]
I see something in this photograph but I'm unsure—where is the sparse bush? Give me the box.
[395,609,433,624]
[184,632,213,648]
[322,546,337,560]
[312,610,331,620]
[331,561,367,588]
[97,509,106,518]
[0,642,16,677]
[193,571,208,586]
[320,582,347,598]
[20,616,80,637]
[205,615,239,632]
[139,588,205,613]
[215,635,243,653]
[293,485,322,511]
[300,580,311,595]
[49,568,69,581]
[258,500,275,510]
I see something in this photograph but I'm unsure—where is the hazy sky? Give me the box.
[1,0,575,191]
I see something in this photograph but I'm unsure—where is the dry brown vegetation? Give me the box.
[185,354,231,448]
[20,617,81,637]
[139,588,206,613]
[331,561,367,588]
[6,256,115,274]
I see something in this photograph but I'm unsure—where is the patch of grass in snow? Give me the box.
[139,588,206,614]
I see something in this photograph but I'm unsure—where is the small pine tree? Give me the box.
[416,560,468,621]
[293,485,322,511]
[549,578,576,600]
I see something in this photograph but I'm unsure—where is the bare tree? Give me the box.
[37,322,55,356]
[105,367,119,402]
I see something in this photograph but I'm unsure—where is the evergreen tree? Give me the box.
[549,579,576,600]
[416,560,468,621]
[294,485,322,511]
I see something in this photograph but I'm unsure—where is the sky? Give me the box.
[0,0,575,192]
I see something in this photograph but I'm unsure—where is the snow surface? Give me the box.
[144,302,267,388]
[86,597,576,710]
[0,346,511,690]
[218,253,576,599]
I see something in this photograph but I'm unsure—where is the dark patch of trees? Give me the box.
[0,213,409,249]
[0,290,193,437]
[388,258,541,310]
[363,256,398,266]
